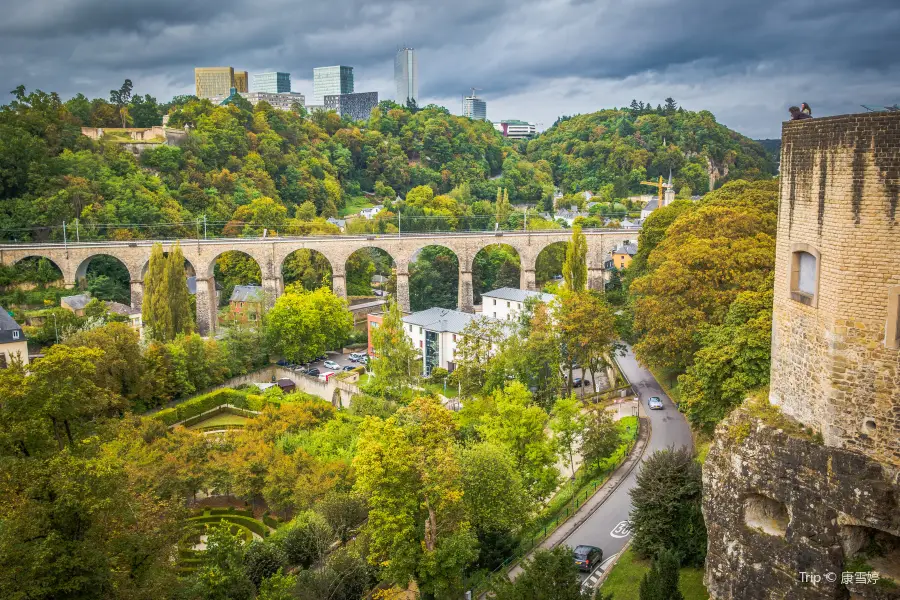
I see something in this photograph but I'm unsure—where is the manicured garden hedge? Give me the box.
[188,514,269,538]
[153,389,253,426]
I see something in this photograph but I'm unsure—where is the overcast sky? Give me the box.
[2,0,898,138]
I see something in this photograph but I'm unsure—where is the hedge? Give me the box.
[262,514,282,529]
[206,507,254,518]
[153,388,251,426]
[188,515,269,538]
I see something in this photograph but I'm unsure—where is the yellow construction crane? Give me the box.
[640,175,666,205]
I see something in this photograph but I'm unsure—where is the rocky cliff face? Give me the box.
[703,403,899,600]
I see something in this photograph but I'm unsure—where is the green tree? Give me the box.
[64,322,144,404]
[368,297,419,397]
[489,546,590,600]
[554,291,618,396]
[166,243,193,336]
[142,243,171,342]
[562,224,587,292]
[459,442,529,535]
[242,540,285,588]
[315,491,368,543]
[188,522,254,600]
[477,382,558,500]
[354,396,477,598]
[109,79,133,127]
[677,288,773,431]
[274,510,334,569]
[581,406,621,469]
[294,546,372,600]
[550,395,584,480]
[629,447,706,567]
[630,180,777,376]
[264,286,352,363]
[256,572,296,600]
[639,549,685,600]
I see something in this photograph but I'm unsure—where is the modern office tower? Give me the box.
[234,71,249,93]
[324,92,378,121]
[252,72,291,93]
[195,67,235,99]
[493,120,537,139]
[394,48,418,105]
[313,66,354,105]
[463,94,487,120]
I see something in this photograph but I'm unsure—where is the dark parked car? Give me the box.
[342,365,355,371]
[573,377,591,388]
[276,359,290,367]
[573,545,603,572]
[306,368,320,377]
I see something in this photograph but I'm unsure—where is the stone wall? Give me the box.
[771,112,900,469]
[703,407,899,599]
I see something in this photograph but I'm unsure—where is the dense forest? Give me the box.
[0,85,776,320]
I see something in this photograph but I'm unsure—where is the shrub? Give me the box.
[188,515,268,539]
[152,388,251,425]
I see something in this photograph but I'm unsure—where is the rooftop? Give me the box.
[105,301,141,316]
[402,307,488,335]
[612,243,638,256]
[0,308,24,344]
[481,287,555,304]
[230,285,264,303]
[61,294,91,310]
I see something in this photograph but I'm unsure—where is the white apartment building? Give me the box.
[402,307,484,375]
[493,120,536,139]
[481,287,555,321]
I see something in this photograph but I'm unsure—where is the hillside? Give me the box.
[527,104,777,198]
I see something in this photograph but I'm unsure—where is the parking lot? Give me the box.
[277,350,368,377]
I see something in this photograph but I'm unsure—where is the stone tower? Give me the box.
[703,113,900,600]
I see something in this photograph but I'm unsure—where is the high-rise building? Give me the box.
[394,48,418,105]
[252,72,291,93]
[463,94,487,121]
[493,120,536,139]
[313,66,354,105]
[234,71,249,93]
[324,92,378,121]
[195,67,235,99]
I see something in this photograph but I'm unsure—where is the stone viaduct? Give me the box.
[0,229,636,335]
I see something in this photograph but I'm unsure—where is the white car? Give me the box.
[323,360,341,370]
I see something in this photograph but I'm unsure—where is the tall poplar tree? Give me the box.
[563,224,588,292]
[142,243,172,342]
[165,242,193,336]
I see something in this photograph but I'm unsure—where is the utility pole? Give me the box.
[203,215,207,239]
[62,221,67,249]
[75,218,79,242]
[398,211,401,238]
[524,207,528,231]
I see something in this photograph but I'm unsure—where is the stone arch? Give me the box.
[74,253,134,305]
[207,250,262,305]
[141,255,196,279]
[281,248,336,294]
[408,243,462,312]
[534,241,568,289]
[471,243,522,304]
[8,255,66,287]
[344,246,396,298]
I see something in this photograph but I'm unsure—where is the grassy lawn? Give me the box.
[425,382,458,398]
[187,412,251,430]
[339,196,376,217]
[600,548,708,600]
[356,372,372,388]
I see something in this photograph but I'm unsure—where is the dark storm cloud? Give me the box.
[1,0,898,137]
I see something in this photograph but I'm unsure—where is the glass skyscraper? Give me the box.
[252,72,291,93]
[463,95,487,121]
[312,66,354,105]
[394,48,418,105]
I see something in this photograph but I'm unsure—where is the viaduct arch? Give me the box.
[0,230,637,335]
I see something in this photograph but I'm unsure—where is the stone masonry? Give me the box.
[703,113,900,599]
[0,229,635,335]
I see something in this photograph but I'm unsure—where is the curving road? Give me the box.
[565,346,694,587]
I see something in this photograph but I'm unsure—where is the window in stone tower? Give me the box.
[790,244,820,307]
[886,285,900,349]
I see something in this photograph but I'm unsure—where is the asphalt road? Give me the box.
[563,345,694,585]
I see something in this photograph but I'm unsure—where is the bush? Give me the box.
[429,367,449,383]
[262,514,282,530]
[188,515,268,539]
[152,388,251,425]
[272,511,334,568]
